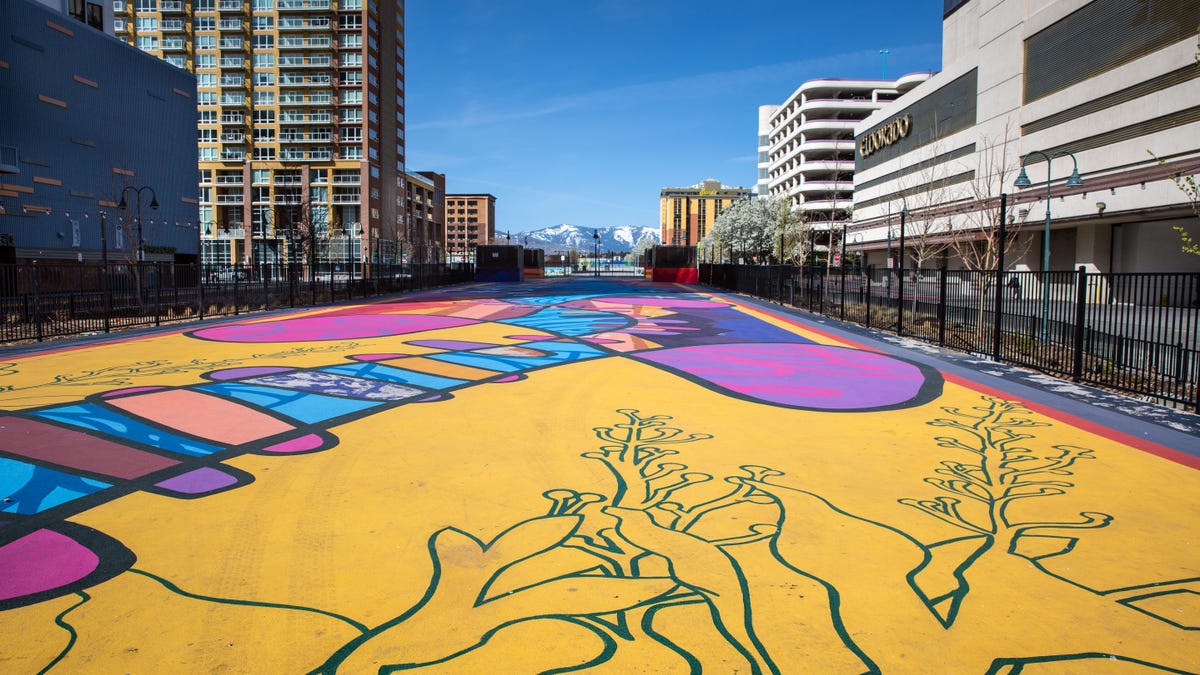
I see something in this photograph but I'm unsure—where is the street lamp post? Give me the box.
[117,185,159,262]
[593,229,600,277]
[1014,150,1083,343]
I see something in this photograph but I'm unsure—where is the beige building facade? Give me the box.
[851,0,1200,275]
[659,179,752,247]
[444,193,495,262]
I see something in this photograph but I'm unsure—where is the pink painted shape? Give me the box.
[0,529,98,602]
[260,433,326,454]
[101,386,167,398]
[493,375,523,383]
[351,354,407,362]
[192,315,477,343]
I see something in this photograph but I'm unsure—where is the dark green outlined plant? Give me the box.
[321,409,784,674]
[898,396,1111,553]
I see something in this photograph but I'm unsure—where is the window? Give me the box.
[253,72,275,86]
[195,53,216,68]
[339,127,362,142]
[339,15,362,29]
[253,147,276,160]
[339,146,363,160]
[339,108,362,123]
[135,17,158,31]
[199,147,218,161]
[200,170,212,184]
[197,91,217,105]
[251,0,272,9]
[339,52,362,67]
[339,71,362,86]
[253,90,275,105]
[134,0,155,9]
[165,55,186,68]
[252,169,270,184]
[114,18,125,31]
[195,35,215,50]
[194,16,214,30]
[136,36,158,51]
[199,110,216,123]
[309,168,327,184]
[339,33,362,48]
[251,16,273,29]
[253,127,276,142]
[252,53,274,68]
[339,90,362,105]
[194,0,212,8]
[253,109,275,124]
[252,34,274,48]
[196,73,216,88]
[220,110,244,123]
[198,129,217,142]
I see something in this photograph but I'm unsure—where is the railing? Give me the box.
[0,261,476,345]
[700,263,1200,412]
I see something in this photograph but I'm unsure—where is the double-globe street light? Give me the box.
[1014,150,1083,344]
[593,229,600,277]
[117,185,158,262]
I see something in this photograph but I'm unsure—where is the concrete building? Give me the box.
[659,179,752,247]
[763,75,930,227]
[405,170,443,263]
[851,0,1200,275]
[444,193,495,262]
[112,0,408,274]
[0,0,199,265]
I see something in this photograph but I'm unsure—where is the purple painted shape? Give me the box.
[350,354,407,362]
[635,343,927,410]
[569,297,726,309]
[0,529,98,602]
[155,467,240,494]
[505,335,554,341]
[260,433,326,454]
[207,366,293,381]
[408,339,495,350]
[101,386,168,398]
[493,374,524,383]
[193,315,478,343]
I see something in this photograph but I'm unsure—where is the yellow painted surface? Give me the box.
[1,285,1196,674]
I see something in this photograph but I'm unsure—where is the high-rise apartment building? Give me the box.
[405,170,443,263]
[762,75,930,233]
[659,179,752,247]
[444,193,495,262]
[113,0,406,275]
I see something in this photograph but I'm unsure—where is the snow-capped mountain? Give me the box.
[515,225,660,253]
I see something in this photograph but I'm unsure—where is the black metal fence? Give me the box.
[0,261,475,345]
[702,263,1200,412]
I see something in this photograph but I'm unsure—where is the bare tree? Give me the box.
[949,121,1032,340]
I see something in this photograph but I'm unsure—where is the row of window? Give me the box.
[200,168,361,184]
[195,89,363,105]
[198,146,364,160]
[121,0,363,13]
[198,127,363,142]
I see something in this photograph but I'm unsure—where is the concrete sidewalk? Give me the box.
[2,277,1196,673]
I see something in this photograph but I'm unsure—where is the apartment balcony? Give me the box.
[279,134,333,144]
[278,18,332,30]
[274,175,304,185]
[278,36,332,49]
[161,19,186,31]
[280,75,333,88]
[218,0,243,11]
[220,132,246,143]
[160,0,183,11]
[279,114,333,125]
[273,195,304,204]
[218,18,243,30]
[212,227,246,239]
[332,193,361,204]
[214,175,243,185]
[215,194,244,205]
[277,0,332,9]
[279,57,333,69]
[219,37,244,49]
[219,150,246,161]
[332,174,360,185]
[161,37,187,51]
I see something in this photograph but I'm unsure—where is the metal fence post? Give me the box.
[938,261,948,347]
[33,260,42,342]
[866,264,873,328]
[102,259,112,333]
[154,262,162,326]
[197,264,205,321]
[993,193,1007,361]
[1072,265,1088,382]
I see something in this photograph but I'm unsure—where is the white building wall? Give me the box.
[852,0,1200,274]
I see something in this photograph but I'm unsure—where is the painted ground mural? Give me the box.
[1,278,1197,673]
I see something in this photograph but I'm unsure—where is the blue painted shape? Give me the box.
[197,383,382,424]
[322,363,466,391]
[430,341,605,372]
[0,457,110,515]
[245,371,427,401]
[498,306,630,337]
[32,404,225,458]
[509,294,601,306]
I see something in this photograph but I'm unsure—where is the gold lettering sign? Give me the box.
[859,114,913,158]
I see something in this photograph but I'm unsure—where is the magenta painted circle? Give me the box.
[192,315,477,343]
[0,529,99,602]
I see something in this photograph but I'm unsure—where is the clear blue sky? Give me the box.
[405,1,945,233]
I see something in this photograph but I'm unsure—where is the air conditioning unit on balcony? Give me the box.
[0,145,19,174]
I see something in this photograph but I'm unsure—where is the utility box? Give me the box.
[475,245,524,282]
[523,248,545,278]
[648,245,698,283]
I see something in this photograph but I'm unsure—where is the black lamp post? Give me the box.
[593,229,600,277]
[1014,150,1083,343]
[117,185,158,262]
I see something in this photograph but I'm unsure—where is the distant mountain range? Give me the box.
[511,225,661,253]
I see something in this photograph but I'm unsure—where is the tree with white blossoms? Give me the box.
[703,196,807,264]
